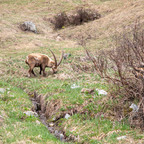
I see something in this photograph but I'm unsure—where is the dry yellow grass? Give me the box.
[0,0,143,58]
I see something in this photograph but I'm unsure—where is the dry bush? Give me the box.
[50,12,69,29]
[68,8,101,26]
[50,8,101,29]
[86,22,144,129]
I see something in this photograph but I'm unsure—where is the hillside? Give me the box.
[0,0,144,143]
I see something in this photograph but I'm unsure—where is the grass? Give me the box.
[0,81,67,144]
[0,0,144,143]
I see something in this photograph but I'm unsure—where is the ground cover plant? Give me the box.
[0,0,144,143]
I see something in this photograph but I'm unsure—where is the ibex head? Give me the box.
[49,49,64,74]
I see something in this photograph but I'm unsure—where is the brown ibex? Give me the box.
[25,50,64,77]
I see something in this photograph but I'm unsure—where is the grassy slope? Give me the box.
[0,82,64,144]
[0,0,144,143]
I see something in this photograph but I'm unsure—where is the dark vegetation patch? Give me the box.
[85,21,144,130]
[49,8,101,29]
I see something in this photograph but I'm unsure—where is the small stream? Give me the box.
[30,92,77,143]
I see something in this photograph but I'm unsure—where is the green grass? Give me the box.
[0,81,68,144]
[1,53,144,143]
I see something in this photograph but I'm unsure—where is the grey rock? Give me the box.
[56,36,63,41]
[60,133,64,141]
[49,122,54,127]
[23,111,38,117]
[36,120,41,125]
[20,21,37,33]
[96,89,107,95]
[71,84,80,89]
[130,103,139,112]
[117,136,127,140]
[54,130,59,137]
[65,114,70,119]
[0,88,5,93]
[6,88,10,91]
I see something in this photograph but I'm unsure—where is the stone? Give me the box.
[56,36,63,41]
[65,114,70,119]
[54,130,59,137]
[71,84,80,89]
[49,122,54,127]
[36,120,41,125]
[0,88,5,93]
[81,88,94,94]
[96,89,107,95]
[20,21,37,33]
[117,136,127,140]
[130,103,139,112]
[23,111,38,117]
[60,133,64,141]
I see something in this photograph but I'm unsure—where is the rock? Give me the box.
[81,88,94,94]
[71,84,80,89]
[6,88,10,91]
[52,117,56,121]
[65,114,71,119]
[63,53,71,59]
[96,89,107,95]
[20,21,37,33]
[56,36,63,41]
[49,122,54,127]
[23,111,38,117]
[117,136,127,140]
[36,120,41,125]
[0,88,5,93]
[130,103,139,112]
[54,130,64,141]
[60,133,64,141]
[54,130,59,137]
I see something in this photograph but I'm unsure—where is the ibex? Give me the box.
[25,50,64,77]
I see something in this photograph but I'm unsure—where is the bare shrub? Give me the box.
[50,8,101,29]
[68,8,101,26]
[85,22,144,129]
[50,12,69,29]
